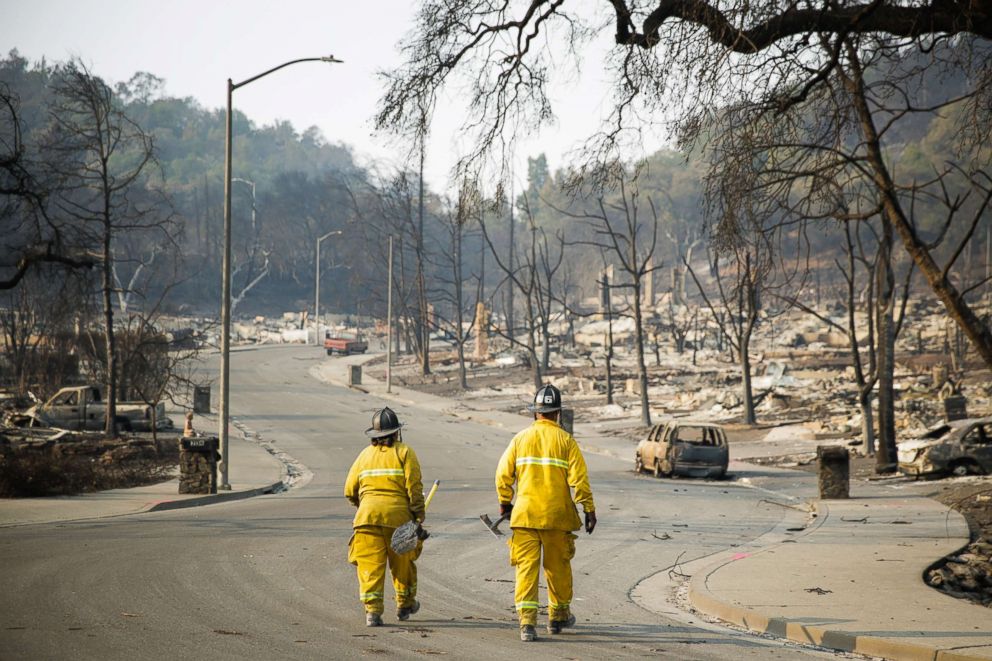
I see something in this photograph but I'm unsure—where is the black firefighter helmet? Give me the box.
[528,383,562,414]
[365,406,404,438]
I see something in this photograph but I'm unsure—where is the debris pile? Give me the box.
[926,537,992,607]
[1,428,172,463]
[0,428,177,497]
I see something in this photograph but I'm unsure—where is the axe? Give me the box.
[479,512,510,537]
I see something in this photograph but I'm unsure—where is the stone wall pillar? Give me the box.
[817,445,849,499]
[179,437,220,495]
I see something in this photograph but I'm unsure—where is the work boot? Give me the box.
[547,613,576,634]
[396,601,420,621]
[366,612,383,627]
[519,624,537,642]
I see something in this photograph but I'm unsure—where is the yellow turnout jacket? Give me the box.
[344,442,425,529]
[496,418,595,531]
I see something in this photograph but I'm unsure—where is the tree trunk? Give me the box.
[529,311,542,389]
[102,204,118,438]
[632,281,652,427]
[605,280,614,405]
[541,317,551,371]
[875,219,898,473]
[151,404,159,444]
[859,388,876,456]
[692,313,700,367]
[740,327,755,425]
[605,332,614,405]
[454,222,468,390]
[417,145,431,376]
[845,45,992,370]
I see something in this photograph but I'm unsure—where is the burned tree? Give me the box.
[365,169,435,373]
[1,83,95,289]
[781,210,917,470]
[661,293,696,356]
[686,236,770,425]
[376,0,992,370]
[43,61,171,438]
[0,268,85,397]
[429,182,482,389]
[556,164,662,426]
[702,33,991,463]
[479,186,566,389]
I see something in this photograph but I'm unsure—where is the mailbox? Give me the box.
[180,436,218,452]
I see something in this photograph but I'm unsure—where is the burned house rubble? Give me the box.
[372,300,991,450]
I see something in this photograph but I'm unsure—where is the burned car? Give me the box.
[635,421,729,479]
[897,417,992,477]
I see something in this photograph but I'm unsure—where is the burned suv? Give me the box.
[636,421,729,479]
[897,417,992,477]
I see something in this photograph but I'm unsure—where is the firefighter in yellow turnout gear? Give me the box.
[345,407,426,627]
[495,384,596,642]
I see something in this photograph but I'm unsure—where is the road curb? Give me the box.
[0,479,286,528]
[686,500,987,661]
[144,480,285,513]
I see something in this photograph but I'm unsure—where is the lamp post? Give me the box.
[314,230,343,346]
[219,55,341,490]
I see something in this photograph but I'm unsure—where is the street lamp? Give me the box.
[219,55,342,490]
[314,230,343,346]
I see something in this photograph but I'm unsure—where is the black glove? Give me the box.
[584,511,597,534]
[499,502,513,517]
[416,524,430,541]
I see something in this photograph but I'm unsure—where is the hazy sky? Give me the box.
[2,0,652,191]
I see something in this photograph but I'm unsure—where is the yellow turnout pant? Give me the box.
[509,528,577,626]
[348,525,422,613]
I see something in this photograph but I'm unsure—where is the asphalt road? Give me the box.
[0,346,848,660]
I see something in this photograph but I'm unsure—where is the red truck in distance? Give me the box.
[323,331,368,356]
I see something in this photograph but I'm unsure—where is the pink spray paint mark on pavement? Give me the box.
[732,553,751,560]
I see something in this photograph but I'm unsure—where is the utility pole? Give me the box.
[387,235,393,393]
[219,77,233,490]
[507,177,515,345]
[604,272,614,405]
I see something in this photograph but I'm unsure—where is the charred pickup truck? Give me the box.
[15,385,173,432]
[324,331,368,356]
[636,420,729,479]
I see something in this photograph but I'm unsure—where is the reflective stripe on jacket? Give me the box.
[496,418,595,531]
[344,442,425,529]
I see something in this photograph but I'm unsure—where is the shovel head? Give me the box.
[479,513,505,537]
